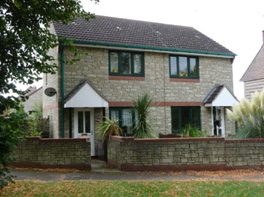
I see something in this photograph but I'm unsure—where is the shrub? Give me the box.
[181,125,207,137]
[97,117,123,143]
[0,105,26,189]
[227,90,264,138]
[133,94,156,138]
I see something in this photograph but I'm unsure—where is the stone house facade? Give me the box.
[43,16,238,156]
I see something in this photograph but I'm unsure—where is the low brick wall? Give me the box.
[108,136,264,171]
[225,139,264,167]
[12,137,91,170]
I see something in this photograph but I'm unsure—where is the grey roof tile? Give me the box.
[54,16,235,56]
[203,84,238,104]
[240,44,264,82]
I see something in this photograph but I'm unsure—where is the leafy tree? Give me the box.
[227,90,264,138]
[0,0,98,188]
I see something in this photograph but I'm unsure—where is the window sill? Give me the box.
[109,76,145,81]
[170,78,200,83]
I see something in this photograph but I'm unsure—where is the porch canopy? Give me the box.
[64,79,108,108]
[203,84,239,107]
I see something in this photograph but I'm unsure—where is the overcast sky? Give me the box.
[82,0,264,99]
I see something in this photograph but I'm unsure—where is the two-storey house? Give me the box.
[43,16,238,156]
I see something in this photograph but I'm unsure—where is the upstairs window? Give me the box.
[170,56,199,78]
[109,51,144,76]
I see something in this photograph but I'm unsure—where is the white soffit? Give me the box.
[210,87,238,107]
[64,83,108,108]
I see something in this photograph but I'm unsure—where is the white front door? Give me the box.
[74,108,95,156]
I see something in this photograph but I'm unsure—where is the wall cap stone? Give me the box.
[110,136,225,142]
[111,136,264,143]
[225,139,264,143]
[24,137,89,142]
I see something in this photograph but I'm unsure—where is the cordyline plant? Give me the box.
[97,117,123,143]
[227,90,264,138]
[133,94,156,138]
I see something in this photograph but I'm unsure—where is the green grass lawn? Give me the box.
[1,180,264,196]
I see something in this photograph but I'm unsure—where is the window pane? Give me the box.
[134,54,142,74]
[191,108,200,129]
[110,52,118,73]
[190,58,197,76]
[111,110,119,121]
[122,109,133,135]
[170,56,177,75]
[78,112,83,133]
[181,108,189,129]
[179,57,188,77]
[85,111,91,133]
[172,108,180,131]
[120,52,131,74]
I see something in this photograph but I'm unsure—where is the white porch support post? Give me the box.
[211,107,214,136]
[221,107,225,137]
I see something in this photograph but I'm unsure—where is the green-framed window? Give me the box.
[109,51,144,76]
[171,107,200,133]
[169,55,199,78]
[109,108,135,136]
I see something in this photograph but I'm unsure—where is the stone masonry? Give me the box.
[108,136,264,171]
[44,44,236,143]
[12,137,91,170]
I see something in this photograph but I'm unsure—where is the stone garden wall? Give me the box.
[12,137,91,170]
[108,136,264,171]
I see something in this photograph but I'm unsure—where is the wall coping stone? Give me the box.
[225,139,264,143]
[24,137,89,142]
[110,136,225,142]
[111,136,264,143]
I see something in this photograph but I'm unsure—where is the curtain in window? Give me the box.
[122,109,133,134]
[134,54,142,74]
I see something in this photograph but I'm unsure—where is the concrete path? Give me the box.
[10,160,264,181]
[10,169,264,181]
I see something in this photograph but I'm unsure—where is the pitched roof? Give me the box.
[203,84,224,104]
[203,84,238,106]
[64,79,108,104]
[240,44,264,82]
[54,16,235,56]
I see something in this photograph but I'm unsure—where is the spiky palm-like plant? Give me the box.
[227,90,264,138]
[133,94,156,138]
[97,117,123,143]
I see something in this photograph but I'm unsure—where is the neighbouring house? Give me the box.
[22,86,43,114]
[240,31,264,100]
[43,16,238,156]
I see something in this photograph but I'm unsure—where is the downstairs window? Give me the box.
[171,107,200,133]
[109,108,135,136]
